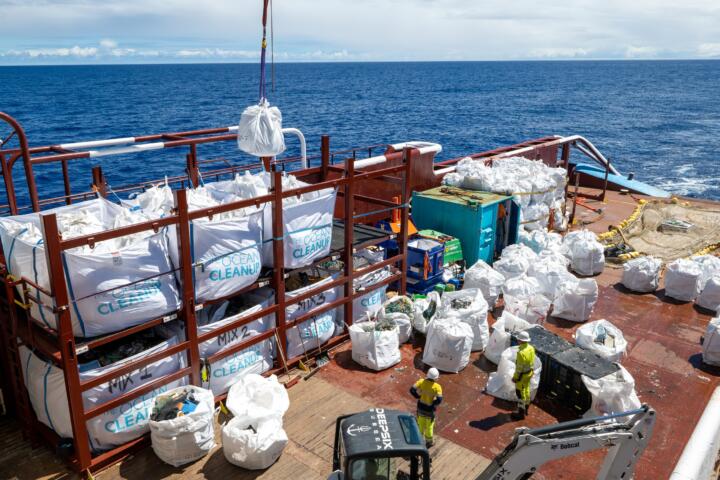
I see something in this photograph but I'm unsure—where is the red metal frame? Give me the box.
[0,112,416,477]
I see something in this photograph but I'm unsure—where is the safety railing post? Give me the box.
[91,165,107,198]
[186,144,200,188]
[40,212,92,472]
[343,157,355,326]
[173,189,202,386]
[321,135,330,181]
[270,167,288,365]
[61,159,73,205]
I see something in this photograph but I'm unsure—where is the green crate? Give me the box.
[417,229,463,265]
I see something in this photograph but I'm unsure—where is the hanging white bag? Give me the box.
[581,365,641,417]
[149,386,216,467]
[422,317,474,373]
[621,256,662,293]
[485,345,542,402]
[378,296,414,343]
[552,278,598,322]
[702,316,720,366]
[237,100,286,157]
[697,276,720,314]
[574,319,628,363]
[349,322,401,371]
[463,259,504,309]
[438,289,489,351]
[484,312,532,365]
[412,292,441,334]
[665,258,702,302]
[222,415,288,470]
[226,374,289,421]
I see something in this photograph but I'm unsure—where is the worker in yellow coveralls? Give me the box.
[512,330,535,420]
[410,367,443,447]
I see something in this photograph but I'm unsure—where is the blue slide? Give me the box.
[573,163,671,198]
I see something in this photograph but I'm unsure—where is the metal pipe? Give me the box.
[670,387,720,480]
[281,127,307,169]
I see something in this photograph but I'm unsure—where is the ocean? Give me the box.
[1,60,719,208]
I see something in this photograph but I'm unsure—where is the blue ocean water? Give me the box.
[0,61,719,208]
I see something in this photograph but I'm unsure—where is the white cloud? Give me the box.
[1,46,98,58]
[100,38,118,49]
[528,47,590,59]
[697,43,720,57]
[625,46,660,58]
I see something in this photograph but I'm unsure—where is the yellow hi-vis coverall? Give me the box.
[410,379,443,441]
[513,343,536,407]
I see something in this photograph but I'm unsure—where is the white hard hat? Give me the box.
[516,331,531,343]
[427,368,440,380]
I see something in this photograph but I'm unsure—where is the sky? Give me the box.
[1,0,719,64]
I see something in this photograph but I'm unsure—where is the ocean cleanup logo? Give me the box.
[207,249,261,282]
[292,226,331,259]
[360,291,383,308]
[104,384,169,433]
[212,345,264,378]
[97,279,163,316]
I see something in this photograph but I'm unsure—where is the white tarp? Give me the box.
[150,386,216,467]
[226,374,290,421]
[484,312,532,365]
[377,296,414,343]
[463,259,504,310]
[486,345,542,402]
[422,317,474,373]
[622,256,662,293]
[20,332,185,452]
[285,275,341,359]
[702,316,720,366]
[665,259,702,302]
[575,319,628,363]
[697,277,720,314]
[349,322,401,371]
[581,365,641,417]
[0,198,181,337]
[438,289,489,351]
[552,278,598,322]
[237,100,286,157]
[562,229,605,276]
[222,415,288,470]
[412,292,441,334]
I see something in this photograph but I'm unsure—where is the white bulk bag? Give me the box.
[505,293,552,325]
[20,334,185,452]
[463,260,504,309]
[261,174,337,269]
[621,256,662,293]
[422,318,474,373]
[412,292,441,334]
[492,256,529,282]
[574,319,628,363]
[563,230,605,276]
[501,244,538,263]
[438,289,489,351]
[484,312,532,365]
[378,296,414,343]
[349,322,401,371]
[0,198,181,337]
[521,203,550,231]
[692,255,720,289]
[697,277,720,314]
[168,212,263,304]
[528,258,574,299]
[552,278,598,322]
[581,365,641,417]
[285,275,341,359]
[665,258,702,302]
[519,230,563,255]
[226,374,289,422]
[222,415,288,470]
[237,100,286,157]
[702,316,720,366]
[486,345,542,402]
[150,386,216,467]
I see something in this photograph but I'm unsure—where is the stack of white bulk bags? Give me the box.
[20,327,185,452]
[664,259,702,302]
[0,198,181,337]
[502,276,552,324]
[622,256,662,293]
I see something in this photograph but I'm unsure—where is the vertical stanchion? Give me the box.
[40,213,92,473]
[62,159,72,205]
[186,144,199,188]
[399,148,415,295]
[91,166,107,198]
[271,168,288,364]
[321,135,330,181]
[174,189,201,386]
[343,157,355,326]
[562,142,571,218]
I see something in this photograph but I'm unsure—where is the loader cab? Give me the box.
[331,409,431,480]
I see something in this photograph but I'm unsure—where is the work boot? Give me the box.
[426,438,434,448]
[510,406,523,420]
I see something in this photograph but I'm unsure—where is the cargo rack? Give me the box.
[0,111,427,477]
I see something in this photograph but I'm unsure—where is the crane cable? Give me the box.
[258,0,270,102]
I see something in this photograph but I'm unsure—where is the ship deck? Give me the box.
[2,189,720,480]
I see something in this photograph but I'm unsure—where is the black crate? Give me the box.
[544,347,621,413]
[510,326,574,390]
